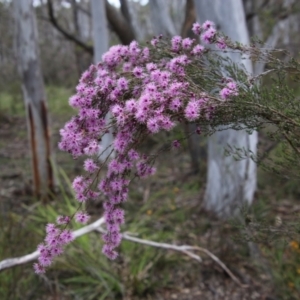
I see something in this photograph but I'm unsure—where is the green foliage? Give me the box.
[46,86,74,117]
[0,88,24,116]
[0,86,73,117]
[185,45,300,182]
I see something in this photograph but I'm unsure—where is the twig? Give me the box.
[105,0,135,45]
[96,227,247,288]
[283,132,300,155]
[47,0,93,55]
[251,68,276,81]
[194,246,248,288]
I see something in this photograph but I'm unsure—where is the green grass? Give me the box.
[0,85,73,117]
[46,86,74,117]
[0,90,24,116]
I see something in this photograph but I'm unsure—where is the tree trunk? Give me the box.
[13,0,54,198]
[90,0,114,161]
[70,0,91,76]
[194,0,257,218]
[181,0,203,174]
[149,0,202,174]
[149,0,176,36]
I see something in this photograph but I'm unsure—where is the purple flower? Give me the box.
[56,215,70,225]
[84,140,100,156]
[117,77,129,91]
[171,36,182,52]
[216,38,227,49]
[220,87,232,100]
[33,263,45,274]
[75,211,90,224]
[83,159,98,173]
[219,81,238,100]
[151,38,158,47]
[169,98,182,112]
[184,100,200,121]
[191,45,205,56]
[133,66,144,78]
[172,140,181,148]
[192,22,201,35]
[113,208,125,225]
[128,149,139,161]
[201,28,216,44]
[38,255,52,267]
[202,20,215,30]
[60,229,74,244]
[182,38,193,49]
[147,117,160,133]
[102,244,118,260]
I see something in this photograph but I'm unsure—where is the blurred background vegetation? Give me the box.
[2,0,300,299]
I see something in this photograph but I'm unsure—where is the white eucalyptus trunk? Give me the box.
[13,0,54,197]
[149,0,176,36]
[126,0,151,42]
[90,0,114,161]
[71,0,92,74]
[169,0,186,34]
[243,0,281,76]
[195,0,257,218]
[77,1,92,42]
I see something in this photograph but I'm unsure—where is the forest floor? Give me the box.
[1,88,300,300]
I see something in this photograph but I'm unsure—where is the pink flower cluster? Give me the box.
[33,224,74,274]
[35,21,239,273]
[220,81,239,100]
[193,20,216,44]
[192,20,227,49]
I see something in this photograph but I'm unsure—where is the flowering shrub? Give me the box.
[33,21,269,274]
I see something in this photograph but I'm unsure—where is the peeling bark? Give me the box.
[13,0,54,197]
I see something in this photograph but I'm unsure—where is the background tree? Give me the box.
[90,0,114,161]
[13,0,54,198]
[195,0,257,218]
[70,0,92,75]
[149,0,202,174]
[149,0,176,36]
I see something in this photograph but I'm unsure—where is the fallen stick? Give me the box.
[97,227,247,288]
[0,217,246,287]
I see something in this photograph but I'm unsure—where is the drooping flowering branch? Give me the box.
[33,21,279,274]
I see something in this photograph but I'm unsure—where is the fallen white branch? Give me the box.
[0,217,105,271]
[0,216,246,288]
[98,227,203,262]
[97,227,247,288]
